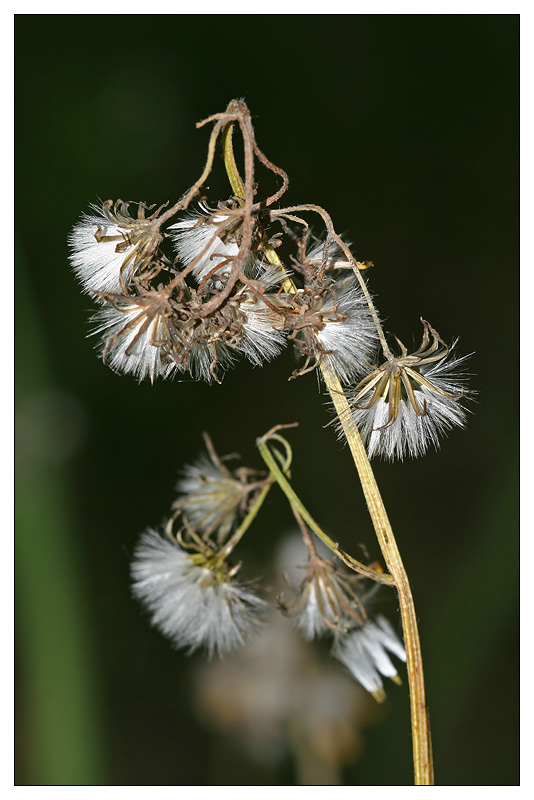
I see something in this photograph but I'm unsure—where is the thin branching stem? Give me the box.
[219,480,273,561]
[256,433,393,586]
[271,204,392,359]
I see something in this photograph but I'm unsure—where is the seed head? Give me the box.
[278,549,368,640]
[286,276,378,381]
[174,435,267,543]
[69,200,163,296]
[333,616,406,702]
[169,203,254,285]
[131,527,266,658]
[91,291,181,383]
[347,320,471,460]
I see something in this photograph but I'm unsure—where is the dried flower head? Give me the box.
[169,203,255,285]
[333,615,407,702]
[232,265,288,366]
[91,277,286,385]
[347,320,470,460]
[69,200,164,296]
[286,276,378,381]
[174,434,268,543]
[278,548,367,640]
[90,290,188,383]
[131,527,266,657]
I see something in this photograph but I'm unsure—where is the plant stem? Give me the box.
[219,481,273,560]
[320,360,434,785]
[262,243,433,782]
[219,107,434,784]
[256,435,393,586]
[222,121,245,203]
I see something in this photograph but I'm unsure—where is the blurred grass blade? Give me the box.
[16,242,106,785]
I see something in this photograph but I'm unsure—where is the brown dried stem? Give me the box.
[320,360,434,785]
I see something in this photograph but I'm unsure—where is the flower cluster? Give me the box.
[70,182,470,458]
[69,198,383,389]
[71,102,467,783]
[131,439,270,657]
[277,535,405,702]
[130,440,405,700]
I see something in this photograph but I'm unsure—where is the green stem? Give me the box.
[219,481,273,560]
[256,435,393,586]
[222,122,246,203]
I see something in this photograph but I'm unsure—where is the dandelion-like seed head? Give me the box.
[69,200,164,296]
[279,550,368,641]
[169,202,255,285]
[333,616,407,703]
[347,319,470,460]
[286,276,378,381]
[174,434,268,543]
[131,526,266,658]
[91,272,289,384]
[91,290,183,383]
[232,265,289,366]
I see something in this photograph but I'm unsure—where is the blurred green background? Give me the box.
[15,14,518,786]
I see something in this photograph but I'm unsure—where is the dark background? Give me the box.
[15,14,519,786]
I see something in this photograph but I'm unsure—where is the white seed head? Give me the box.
[332,615,406,701]
[131,529,266,657]
[169,209,253,284]
[234,267,289,366]
[280,553,367,641]
[91,295,180,383]
[237,298,287,366]
[69,208,134,295]
[69,201,161,296]
[277,534,367,641]
[176,451,252,542]
[348,322,471,460]
[314,277,379,382]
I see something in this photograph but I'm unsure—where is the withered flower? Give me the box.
[174,434,268,543]
[279,549,368,640]
[286,276,378,382]
[348,320,470,460]
[69,200,164,296]
[91,290,183,383]
[169,202,255,285]
[131,526,266,658]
